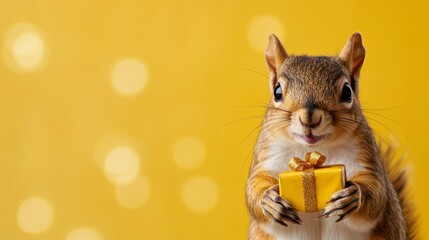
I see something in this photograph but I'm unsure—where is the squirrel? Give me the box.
[245,33,416,240]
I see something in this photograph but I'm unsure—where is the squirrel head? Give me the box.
[264,33,365,147]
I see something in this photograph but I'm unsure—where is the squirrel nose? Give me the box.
[299,116,322,129]
[297,108,324,129]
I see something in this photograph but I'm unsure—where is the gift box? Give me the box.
[278,152,346,212]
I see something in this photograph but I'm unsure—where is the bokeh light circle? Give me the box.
[181,176,219,213]
[92,134,131,168]
[17,197,54,234]
[3,22,46,72]
[66,228,103,240]
[115,175,151,209]
[111,58,148,95]
[173,137,206,170]
[104,146,140,185]
[247,15,284,53]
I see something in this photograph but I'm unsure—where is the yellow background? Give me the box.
[0,0,427,239]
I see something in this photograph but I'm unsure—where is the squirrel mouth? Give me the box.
[294,132,327,145]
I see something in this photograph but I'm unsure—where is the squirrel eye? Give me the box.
[274,84,283,102]
[340,82,353,103]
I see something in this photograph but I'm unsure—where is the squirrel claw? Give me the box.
[323,182,361,222]
[261,184,302,227]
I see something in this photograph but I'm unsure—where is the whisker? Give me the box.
[362,111,407,129]
[364,116,406,149]
[233,110,291,186]
[219,104,270,111]
[240,67,269,80]
[211,115,266,138]
[360,101,409,111]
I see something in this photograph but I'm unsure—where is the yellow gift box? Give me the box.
[278,152,346,212]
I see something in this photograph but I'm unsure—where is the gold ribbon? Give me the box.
[288,151,326,212]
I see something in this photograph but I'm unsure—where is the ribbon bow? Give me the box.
[288,151,326,171]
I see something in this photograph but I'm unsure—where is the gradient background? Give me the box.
[0,0,427,239]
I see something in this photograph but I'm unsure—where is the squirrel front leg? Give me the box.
[322,169,387,229]
[246,170,302,226]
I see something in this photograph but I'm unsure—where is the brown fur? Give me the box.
[380,146,417,239]
[246,33,414,239]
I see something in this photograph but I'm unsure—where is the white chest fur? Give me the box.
[262,136,363,178]
[261,137,370,240]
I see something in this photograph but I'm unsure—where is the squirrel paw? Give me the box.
[260,184,302,226]
[321,181,361,222]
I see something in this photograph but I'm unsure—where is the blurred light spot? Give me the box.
[247,15,284,53]
[173,136,206,170]
[182,176,219,213]
[66,228,103,240]
[115,175,151,209]
[17,197,53,234]
[111,58,148,95]
[93,134,130,167]
[3,23,46,72]
[104,146,140,185]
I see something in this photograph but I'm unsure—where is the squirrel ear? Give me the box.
[265,33,288,87]
[339,33,365,80]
